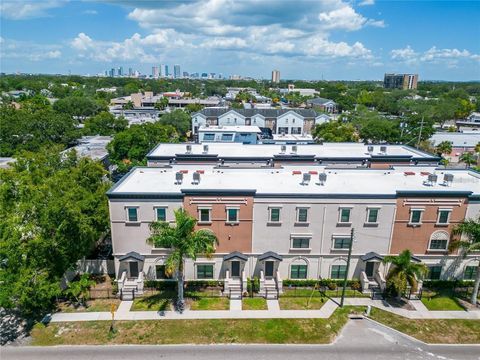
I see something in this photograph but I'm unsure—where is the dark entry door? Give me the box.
[231,261,240,277]
[365,262,375,278]
[265,261,274,277]
[129,262,139,278]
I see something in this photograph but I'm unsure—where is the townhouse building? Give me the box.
[107,163,480,298]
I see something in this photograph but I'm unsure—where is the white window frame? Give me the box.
[198,206,212,224]
[125,206,139,223]
[195,263,215,279]
[268,206,282,223]
[338,207,352,224]
[428,231,449,251]
[409,208,425,225]
[436,208,452,225]
[154,206,167,222]
[296,207,309,224]
[331,235,352,251]
[226,206,240,224]
[366,207,380,224]
[290,235,312,250]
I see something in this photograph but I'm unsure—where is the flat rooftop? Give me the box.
[108,165,480,198]
[147,142,438,161]
[198,125,261,133]
[431,132,480,147]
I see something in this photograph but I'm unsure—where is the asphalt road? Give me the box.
[3,318,479,360]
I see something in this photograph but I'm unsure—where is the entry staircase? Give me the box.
[360,270,386,300]
[259,270,283,299]
[117,270,144,300]
[224,269,247,299]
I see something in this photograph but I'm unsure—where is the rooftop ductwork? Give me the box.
[318,172,327,185]
[175,172,183,185]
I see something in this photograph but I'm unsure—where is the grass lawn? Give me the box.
[242,298,268,310]
[131,291,176,311]
[30,306,365,345]
[279,289,326,310]
[421,291,465,311]
[57,299,120,313]
[189,297,230,310]
[369,307,480,344]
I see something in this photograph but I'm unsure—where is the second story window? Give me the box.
[296,207,309,223]
[366,208,379,223]
[269,207,281,222]
[409,209,424,225]
[226,208,239,223]
[126,207,138,222]
[198,208,211,223]
[333,236,351,249]
[339,208,351,223]
[203,133,214,141]
[437,209,451,225]
[155,207,166,222]
[291,237,310,249]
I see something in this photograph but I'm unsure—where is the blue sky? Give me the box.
[1,0,479,80]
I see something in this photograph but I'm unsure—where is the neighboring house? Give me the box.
[279,84,319,97]
[107,164,480,298]
[191,108,327,135]
[198,125,261,144]
[62,135,112,168]
[456,112,480,131]
[146,142,440,168]
[307,97,338,113]
[430,132,480,163]
[109,106,161,125]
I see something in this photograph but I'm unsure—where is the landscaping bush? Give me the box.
[282,279,360,288]
[327,281,337,291]
[144,280,177,291]
[185,280,223,289]
[423,280,474,290]
[350,280,361,292]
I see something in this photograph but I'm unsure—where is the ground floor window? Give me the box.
[331,265,347,279]
[427,265,442,280]
[278,127,289,134]
[197,264,214,279]
[290,265,307,279]
[464,266,478,280]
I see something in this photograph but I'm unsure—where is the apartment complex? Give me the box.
[191,108,329,135]
[108,163,479,298]
[384,73,418,90]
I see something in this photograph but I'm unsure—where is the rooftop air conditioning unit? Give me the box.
[318,173,327,185]
[380,145,387,154]
[186,144,192,154]
[203,144,209,154]
[302,172,311,185]
[443,173,454,186]
[367,145,374,153]
[292,145,298,154]
[427,173,438,186]
[175,172,183,185]
[280,145,287,154]
[192,171,201,185]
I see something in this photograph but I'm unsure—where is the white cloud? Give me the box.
[318,5,369,31]
[421,46,474,61]
[0,0,66,20]
[390,45,479,65]
[358,0,375,6]
[0,37,62,61]
[390,45,417,60]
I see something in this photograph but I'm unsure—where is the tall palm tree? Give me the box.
[147,209,218,310]
[383,250,428,298]
[459,152,476,168]
[450,217,480,304]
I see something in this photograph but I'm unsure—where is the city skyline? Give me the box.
[0,0,479,80]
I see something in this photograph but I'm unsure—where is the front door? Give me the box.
[129,261,139,278]
[231,261,240,277]
[365,261,375,278]
[265,261,274,278]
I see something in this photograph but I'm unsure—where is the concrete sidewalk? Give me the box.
[48,297,480,323]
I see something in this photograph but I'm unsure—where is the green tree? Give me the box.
[435,141,453,157]
[312,121,358,142]
[0,148,110,316]
[158,109,191,136]
[83,111,128,136]
[459,152,476,168]
[154,97,169,110]
[450,217,480,304]
[107,122,179,171]
[358,118,400,143]
[123,101,134,110]
[383,250,428,299]
[147,209,218,309]
[64,274,96,307]
[53,96,105,118]
[185,103,204,114]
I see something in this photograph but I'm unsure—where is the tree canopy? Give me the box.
[312,121,358,142]
[82,111,128,136]
[53,96,106,118]
[0,148,110,316]
[158,109,191,137]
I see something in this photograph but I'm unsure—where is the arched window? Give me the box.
[330,258,347,279]
[290,258,308,279]
[429,230,449,250]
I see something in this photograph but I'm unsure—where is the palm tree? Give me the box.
[459,152,476,168]
[435,140,452,157]
[147,209,218,310]
[383,250,428,299]
[450,217,480,304]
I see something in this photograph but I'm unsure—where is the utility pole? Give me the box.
[340,227,354,307]
[416,115,424,148]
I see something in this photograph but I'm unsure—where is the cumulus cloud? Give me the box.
[391,45,417,60]
[0,0,66,20]
[0,37,62,61]
[390,45,479,65]
[358,0,375,6]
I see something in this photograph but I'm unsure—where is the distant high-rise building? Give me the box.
[183,71,189,78]
[109,68,115,77]
[152,66,159,78]
[384,73,418,90]
[118,66,123,76]
[128,67,133,76]
[271,69,280,83]
[165,65,169,77]
[174,64,181,78]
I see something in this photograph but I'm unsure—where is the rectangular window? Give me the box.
[199,208,211,223]
[333,237,352,249]
[437,210,451,225]
[427,266,442,280]
[155,207,166,222]
[278,127,289,134]
[197,264,214,279]
[331,265,347,279]
[291,238,310,249]
[290,265,308,279]
[269,207,281,222]
[410,209,423,224]
[127,207,138,222]
[227,208,239,223]
[155,265,171,279]
[297,208,308,223]
[291,127,302,134]
[203,133,214,141]
[464,266,477,280]
[339,208,351,223]
[429,239,448,250]
[221,134,233,141]
[367,208,379,223]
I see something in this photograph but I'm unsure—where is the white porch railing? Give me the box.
[224,269,231,293]
[259,270,265,295]
[242,270,247,295]
[360,271,369,292]
[117,270,127,292]
[374,270,386,291]
[136,271,144,294]
[276,270,283,295]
